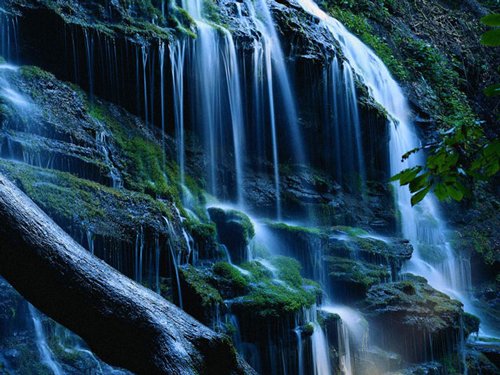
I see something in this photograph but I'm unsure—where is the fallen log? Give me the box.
[0,173,255,375]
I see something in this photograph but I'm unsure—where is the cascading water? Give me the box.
[238,0,305,218]
[169,39,187,187]
[29,305,63,375]
[0,10,18,62]
[163,216,184,309]
[175,0,246,204]
[322,57,366,191]
[295,0,484,334]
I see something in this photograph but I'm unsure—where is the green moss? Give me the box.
[180,265,223,307]
[302,322,315,336]
[19,66,55,80]
[88,102,178,199]
[202,0,223,26]
[238,282,317,318]
[271,256,306,289]
[0,159,171,237]
[0,160,105,224]
[187,220,217,243]
[394,36,476,127]
[331,226,368,237]
[266,221,322,235]
[234,257,321,318]
[326,256,390,289]
[240,260,274,280]
[213,262,249,291]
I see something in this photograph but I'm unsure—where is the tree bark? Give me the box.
[0,173,255,375]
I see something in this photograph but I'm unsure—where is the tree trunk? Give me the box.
[0,173,255,375]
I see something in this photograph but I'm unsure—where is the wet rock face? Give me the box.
[271,0,337,61]
[466,340,500,375]
[175,257,321,375]
[242,167,396,231]
[208,207,255,264]
[361,276,471,362]
[263,222,413,301]
[0,66,179,238]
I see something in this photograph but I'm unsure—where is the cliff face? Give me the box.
[0,0,499,374]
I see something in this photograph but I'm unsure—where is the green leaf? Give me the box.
[481,29,500,46]
[434,183,448,201]
[390,166,422,185]
[409,173,429,193]
[481,14,500,27]
[446,184,464,201]
[484,83,500,97]
[411,186,431,206]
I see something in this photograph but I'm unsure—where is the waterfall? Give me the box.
[323,58,366,190]
[176,1,246,203]
[222,30,245,206]
[159,41,166,163]
[169,39,187,189]
[135,227,145,283]
[309,311,332,375]
[0,11,19,62]
[295,0,481,330]
[83,29,94,101]
[86,230,95,255]
[163,216,183,309]
[240,0,305,218]
[294,327,304,375]
[29,305,63,375]
[155,235,161,293]
[141,45,149,127]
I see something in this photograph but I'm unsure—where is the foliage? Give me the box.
[392,14,500,205]
[391,127,500,206]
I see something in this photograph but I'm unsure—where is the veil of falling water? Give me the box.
[176,0,245,205]
[242,0,305,219]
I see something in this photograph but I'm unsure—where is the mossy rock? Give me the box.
[325,255,390,301]
[208,207,255,264]
[231,256,321,321]
[179,265,223,324]
[212,262,249,296]
[361,275,468,362]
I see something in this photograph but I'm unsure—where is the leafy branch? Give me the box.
[392,14,500,206]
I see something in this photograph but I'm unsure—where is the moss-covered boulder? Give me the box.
[208,207,255,264]
[326,256,391,301]
[178,265,223,325]
[212,262,250,297]
[362,275,477,362]
[232,258,319,319]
